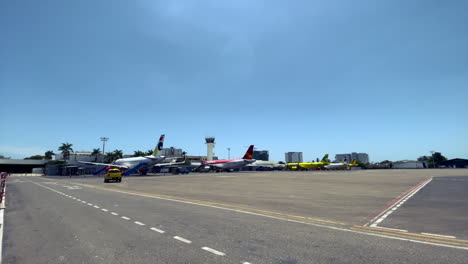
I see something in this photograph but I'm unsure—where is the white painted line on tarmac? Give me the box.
[421,233,456,238]
[375,226,408,232]
[365,178,432,227]
[174,236,192,244]
[94,205,100,208]
[134,221,145,226]
[150,227,165,233]
[87,203,93,206]
[121,216,130,220]
[69,181,468,251]
[242,262,252,264]
[202,247,225,256]
[111,212,118,216]
[370,178,432,228]
[101,209,108,212]
[81,201,87,203]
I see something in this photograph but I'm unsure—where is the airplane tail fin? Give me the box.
[321,154,330,163]
[152,134,165,156]
[242,145,254,159]
[350,159,357,165]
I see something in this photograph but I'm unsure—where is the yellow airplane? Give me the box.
[286,154,330,171]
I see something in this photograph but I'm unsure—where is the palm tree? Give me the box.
[145,150,153,156]
[58,143,73,161]
[106,152,116,162]
[133,150,145,157]
[113,149,123,159]
[91,148,101,162]
[44,150,55,160]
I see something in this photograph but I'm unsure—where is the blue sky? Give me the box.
[1,0,467,162]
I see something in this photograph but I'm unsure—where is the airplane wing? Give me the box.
[154,159,190,167]
[78,161,129,169]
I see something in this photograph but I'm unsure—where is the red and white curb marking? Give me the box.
[366,178,432,228]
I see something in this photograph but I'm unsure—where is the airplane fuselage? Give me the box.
[325,163,348,169]
[203,159,256,170]
[286,162,327,170]
[114,155,165,170]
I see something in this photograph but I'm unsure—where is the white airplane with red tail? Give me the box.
[196,145,256,172]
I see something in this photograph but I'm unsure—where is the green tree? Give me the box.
[91,148,101,162]
[278,161,285,164]
[24,155,44,160]
[113,149,123,159]
[356,160,368,169]
[44,150,55,160]
[133,150,146,157]
[417,156,429,162]
[429,152,447,168]
[58,143,74,161]
[106,152,116,162]
[145,150,153,156]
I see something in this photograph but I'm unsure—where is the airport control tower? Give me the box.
[205,137,215,161]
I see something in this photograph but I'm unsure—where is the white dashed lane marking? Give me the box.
[370,178,432,228]
[29,180,253,263]
[150,227,165,233]
[202,247,226,256]
[174,236,192,244]
[421,232,456,239]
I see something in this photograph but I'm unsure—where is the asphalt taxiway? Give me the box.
[3,169,468,263]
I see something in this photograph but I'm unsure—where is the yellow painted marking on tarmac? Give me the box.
[355,226,468,243]
[73,182,346,226]
[352,226,468,246]
[352,229,468,247]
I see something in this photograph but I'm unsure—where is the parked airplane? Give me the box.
[285,154,330,171]
[195,145,256,172]
[80,134,182,175]
[247,160,285,170]
[325,159,358,170]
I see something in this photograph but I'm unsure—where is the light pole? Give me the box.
[227,148,231,159]
[101,137,109,161]
[430,151,435,168]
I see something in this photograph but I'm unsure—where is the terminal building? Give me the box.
[285,152,303,163]
[253,150,269,161]
[54,151,101,164]
[0,158,48,173]
[335,152,369,163]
